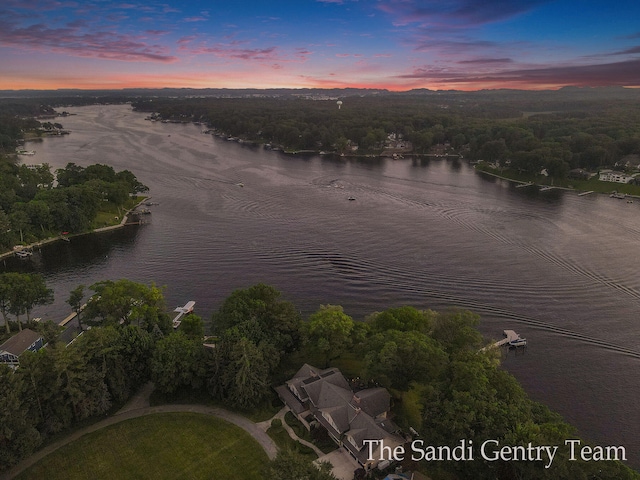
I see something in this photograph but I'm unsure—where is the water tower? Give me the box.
[337,100,343,110]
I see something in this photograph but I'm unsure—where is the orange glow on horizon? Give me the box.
[1,72,630,93]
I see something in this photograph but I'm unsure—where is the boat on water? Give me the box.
[348,196,356,201]
[17,150,36,156]
[610,192,627,199]
[15,249,33,258]
[508,338,528,348]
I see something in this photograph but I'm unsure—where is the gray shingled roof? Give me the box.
[0,329,42,356]
[351,387,390,418]
[305,378,353,409]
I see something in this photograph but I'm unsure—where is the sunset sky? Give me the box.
[2,0,640,91]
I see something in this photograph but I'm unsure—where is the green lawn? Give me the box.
[91,196,146,229]
[16,413,268,480]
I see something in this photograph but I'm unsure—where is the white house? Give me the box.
[599,169,633,183]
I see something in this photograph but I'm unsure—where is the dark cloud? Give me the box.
[182,42,280,61]
[399,58,640,87]
[610,45,640,55]
[378,0,549,27]
[457,57,513,64]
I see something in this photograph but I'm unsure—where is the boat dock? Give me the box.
[172,301,195,328]
[492,330,527,348]
[59,303,87,327]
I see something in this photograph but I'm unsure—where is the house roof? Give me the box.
[280,363,404,468]
[307,379,354,409]
[0,329,42,356]
[292,363,323,379]
[275,385,308,414]
[320,404,351,433]
[351,387,390,418]
[287,364,345,402]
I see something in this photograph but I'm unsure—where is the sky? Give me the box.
[1,0,640,91]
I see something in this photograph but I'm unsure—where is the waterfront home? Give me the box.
[276,364,405,471]
[0,329,44,368]
[599,169,633,183]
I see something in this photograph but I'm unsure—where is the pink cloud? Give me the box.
[0,20,177,62]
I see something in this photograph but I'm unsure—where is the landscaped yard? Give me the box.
[15,413,268,480]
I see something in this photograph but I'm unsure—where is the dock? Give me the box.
[59,304,87,327]
[492,330,527,349]
[578,191,594,196]
[172,301,195,329]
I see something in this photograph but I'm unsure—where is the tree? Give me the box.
[430,309,484,353]
[263,449,338,480]
[367,306,435,334]
[116,169,149,194]
[212,283,302,353]
[0,273,17,333]
[0,366,42,469]
[83,279,170,333]
[0,207,11,250]
[179,313,204,341]
[306,305,354,367]
[6,273,53,330]
[77,325,154,403]
[223,336,269,408]
[150,331,207,394]
[364,330,447,389]
[67,285,85,330]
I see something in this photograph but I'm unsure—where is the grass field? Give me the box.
[15,413,268,480]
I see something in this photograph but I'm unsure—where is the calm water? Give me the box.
[6,105,640,468]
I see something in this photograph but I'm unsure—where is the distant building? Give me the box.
[0,329,44,368]
[276,364,405,471]
[599,169,633,183]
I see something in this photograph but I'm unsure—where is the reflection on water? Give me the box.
[4,227,140,274]
[4,104,640,468]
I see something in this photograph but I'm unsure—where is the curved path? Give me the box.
[0,383,277,480]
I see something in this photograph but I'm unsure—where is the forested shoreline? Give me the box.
[1,280,638,479]
[130,87,640,183]
[0,155,148,254]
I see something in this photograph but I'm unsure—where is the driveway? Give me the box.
[315,448,360,480]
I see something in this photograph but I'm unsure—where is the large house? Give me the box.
[0,328,45,368]
[276,364,405,470]
[599,169,634,184]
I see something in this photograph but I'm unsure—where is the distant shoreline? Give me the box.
[0,197,148,261]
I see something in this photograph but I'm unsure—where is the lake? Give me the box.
[5,104,640,468]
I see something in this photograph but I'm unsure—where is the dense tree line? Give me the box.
[0,159,148,251]
[132,88,640,179]
[1,280,638,479]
